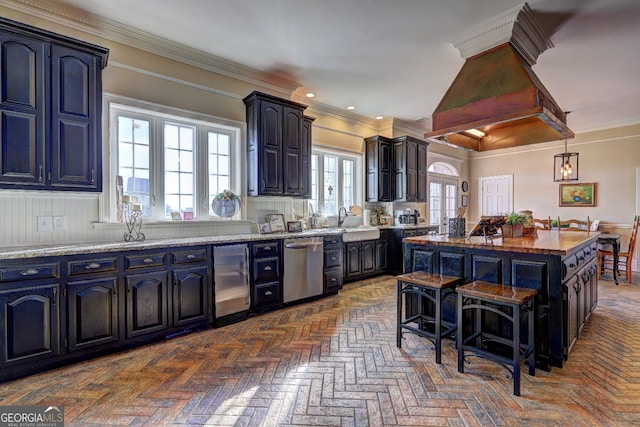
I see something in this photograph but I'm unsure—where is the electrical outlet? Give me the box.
[53,216,65,230]
[37,216,53,232]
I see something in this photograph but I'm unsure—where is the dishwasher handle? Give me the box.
[285,241,323,249]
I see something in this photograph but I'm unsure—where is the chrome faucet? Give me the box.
[338,206,348,227]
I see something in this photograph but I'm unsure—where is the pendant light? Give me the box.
[553,139,579,181]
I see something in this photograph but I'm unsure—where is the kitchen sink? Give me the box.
[340,227,380,242]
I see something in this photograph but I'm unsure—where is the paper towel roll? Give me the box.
[363,209,370,226]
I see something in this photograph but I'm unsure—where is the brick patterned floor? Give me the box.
[0,275,638,426]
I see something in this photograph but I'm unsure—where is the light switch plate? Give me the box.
[53,216,65,230]
[37,216,53,232]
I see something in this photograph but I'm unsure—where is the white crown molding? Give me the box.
[448,2,552,65]
[0,0,300,94]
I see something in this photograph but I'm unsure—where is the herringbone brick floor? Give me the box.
[0,275,638,426]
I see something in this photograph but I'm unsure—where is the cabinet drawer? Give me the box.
[324,249,342,268]
[67,256,118,276]
[125,253,167,270]
[0,262,60,282]
[252,281,281,308]
[323,235,343,247]
[252,241,280,258]
[253,257,280,282]
[324,267,343,289]
[172,248,208,265]
[562,255,579,280]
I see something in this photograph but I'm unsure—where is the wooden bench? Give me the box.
[396,272,461,363]
[456,281,537,396]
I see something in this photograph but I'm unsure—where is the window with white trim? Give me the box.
[310,150,361,216]
[110,101,241,221]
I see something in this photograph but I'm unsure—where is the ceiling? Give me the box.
[39,0,640,136]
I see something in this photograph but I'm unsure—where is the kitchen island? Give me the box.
[403,230,600,370]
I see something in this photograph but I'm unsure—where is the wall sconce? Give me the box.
[554,140,579,182]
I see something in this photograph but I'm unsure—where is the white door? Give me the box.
[429,176,458,233]
[479,175,513,216]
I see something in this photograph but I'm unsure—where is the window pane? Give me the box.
[208,131,232,216]
[165,171,179,193]
[323,155,337,215]
[165,148,180,171]
[180,127,193,150]
[342,159,353,209]
[310,154,318,214]
[165,124,179,149]
[430,181,441,225]
[117,115,150,218]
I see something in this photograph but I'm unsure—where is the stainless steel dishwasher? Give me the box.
[283,237,324,303]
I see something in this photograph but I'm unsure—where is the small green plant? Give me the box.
[505,211,528,225]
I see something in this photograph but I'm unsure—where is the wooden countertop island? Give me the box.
[402,231,600,371]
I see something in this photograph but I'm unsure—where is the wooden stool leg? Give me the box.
[397,281,403,348]
[513,304,521,396]
[457,293,464,373]
[528,300,536,376]
[434,288,442,364]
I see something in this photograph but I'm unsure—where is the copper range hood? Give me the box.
[426,42,574,151]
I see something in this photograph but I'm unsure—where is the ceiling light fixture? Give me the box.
[305,92,315,98]
[553,139,579,182]
[347,105,356,110]
[376,116,384,120]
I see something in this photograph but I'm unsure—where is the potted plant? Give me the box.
[502,211,527,238]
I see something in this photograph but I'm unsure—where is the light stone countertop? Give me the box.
[0,223,440,260]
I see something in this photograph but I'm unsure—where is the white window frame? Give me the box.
[104,95,243,222]
[311,148,363,217]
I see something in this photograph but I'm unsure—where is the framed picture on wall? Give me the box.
[559,183,597,207]
[461,195,468,207]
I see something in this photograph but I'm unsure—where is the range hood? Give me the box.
[426,5,574,151]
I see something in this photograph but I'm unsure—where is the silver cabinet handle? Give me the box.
[143,258,154,264]
[330,256,337,261]
[186,254,196,260]
[20,268,39,276]
[84,262,101,270]
[264,246,271,251]
[330,277,337,282]
[265,291,273,296]
[264,266,272,271]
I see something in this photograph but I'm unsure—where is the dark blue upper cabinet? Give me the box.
[0,17,108,192]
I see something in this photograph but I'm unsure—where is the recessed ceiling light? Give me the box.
[347,105,356,110]
[376,116,384,120]
[305,92,315,98]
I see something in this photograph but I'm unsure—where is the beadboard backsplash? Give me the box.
[0,192,328,248]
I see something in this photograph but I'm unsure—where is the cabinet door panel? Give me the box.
[440,251,465,278]
[125,271,169,338]
[0,282,60,364]
[0,34,45,187]
[345,243,361,277]
[259,102,283,194]
[49,45,100,190]
[173,266,209,326]
[362,242,376,273]
[67,277,118,351]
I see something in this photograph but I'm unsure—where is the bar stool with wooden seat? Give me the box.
[456,281,537,396]
[396,271,462,363]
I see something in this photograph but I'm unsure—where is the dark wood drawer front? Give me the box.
[562,255,579,280]
[324,249,342,268]
[67,257,118,276]
[253,257,280,283]
[324,268,343,288]
[253,281,280,307]
[125,253,167,270]
[172,248,207,265]
[0,262,60,282]
[252,242,279,258]
[324,235,342,247]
